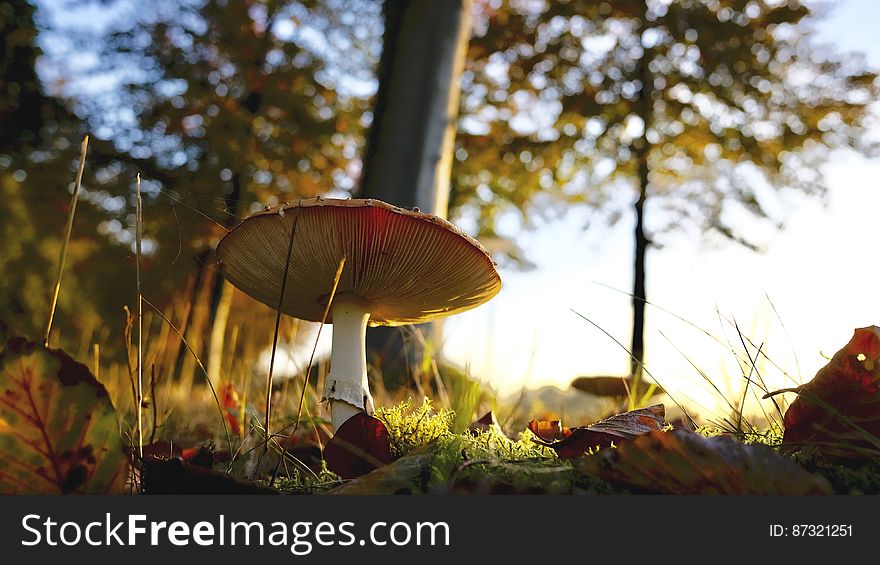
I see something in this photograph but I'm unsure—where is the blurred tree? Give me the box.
[1,0,50,151]
[358,0,473,381]
[455,0,879,391]
[0,0,124,346]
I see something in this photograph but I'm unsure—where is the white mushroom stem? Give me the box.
[323,298,375,432]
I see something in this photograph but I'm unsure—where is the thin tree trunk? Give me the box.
[631,19,654,392]
[631,154,648,384]
[359,0,472,382]
[207,280,234,384]
[206,172,243,384]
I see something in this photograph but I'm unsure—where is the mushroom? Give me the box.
[217,198,501,432]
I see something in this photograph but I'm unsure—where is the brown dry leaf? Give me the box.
[782,326,880,460]
[527,419,571,442]
[469,410,504,435]
[141,440,183,460]
[581,429,833,495]
[532,404,665,458]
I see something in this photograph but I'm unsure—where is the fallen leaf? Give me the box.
[782,326,880,460]
[142,457,277,494]
[140,440,228,468]
[141,440,183,460]
[532,404,665,458]
[581,429,833,494]
[527,419,571,442]
[448,459,578,495]
[468,410,504,435]
[324,412,396,479]
[219,384,242,436]
[0,339,127,494]
[330,448,433,495]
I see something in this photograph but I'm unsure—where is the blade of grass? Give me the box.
[92,343,100,381]
[764,291,802,380]
[290,256,346,441]
[135,174,144,458]
[122,306,139,416]
[658,330,741,418]
[570,308,697,428]
[736,342,761,434]
[149,364,159,444]
[599,279,797,415]
[716,308,801,389]
[44,135,89,347]
[592,280,767,377]
[732,319,784,425]
[142,297,231,452]
[260,213,299,470]
[267,255,345,486]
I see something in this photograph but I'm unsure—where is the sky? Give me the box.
[440,0,880,420]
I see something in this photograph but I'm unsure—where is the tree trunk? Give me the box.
[359,0,472,382]
[631,18,654,393]
[205,172,243,385]
[631,152,648,384]
[360,0,471,214]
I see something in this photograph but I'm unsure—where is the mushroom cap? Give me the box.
[217,198,502,326]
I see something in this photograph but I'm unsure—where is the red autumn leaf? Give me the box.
[219,384,242,436]
[532,404,666,458]
[581,429,833,495]
[324,413,396,479]
[527,419,571,442]
[782,326,880,460]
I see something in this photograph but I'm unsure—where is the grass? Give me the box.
[16,260,880,494]
[38,256,875,495]
[44,135,89,348]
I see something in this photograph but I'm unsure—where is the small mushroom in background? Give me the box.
[217,198,502,432]
[570,376,665,399]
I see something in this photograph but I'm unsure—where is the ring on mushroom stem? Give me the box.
[217,197,502,432]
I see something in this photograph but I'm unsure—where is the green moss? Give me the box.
[375,398,454,457]
[337,399,597,493]
[274,462,342,495]
[694,426,783,448]
[739,427,784,447]
[314,406,880,495]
